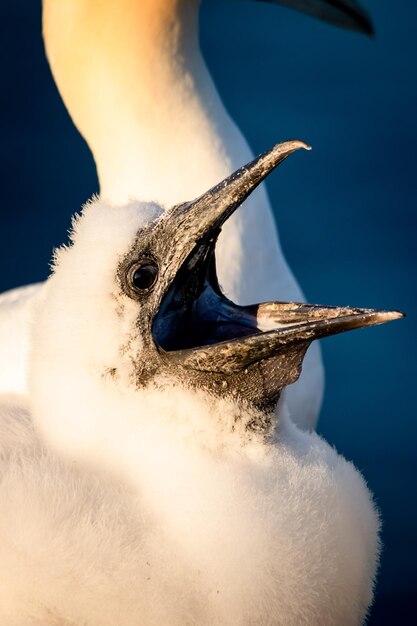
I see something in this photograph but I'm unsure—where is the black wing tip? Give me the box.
[346,9,374,37]
[254,1,375,37]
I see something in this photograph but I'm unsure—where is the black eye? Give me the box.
[130,262,158,292]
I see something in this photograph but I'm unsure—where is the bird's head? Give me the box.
[31,140,402,458]
[118,141,403,412]
[35,140,400,423]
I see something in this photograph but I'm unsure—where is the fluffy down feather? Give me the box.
[0,199,379,624]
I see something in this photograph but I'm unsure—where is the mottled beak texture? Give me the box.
[149,140,403,412]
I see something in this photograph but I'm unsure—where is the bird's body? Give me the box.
[0,167,386,622]
[0,2,393,623]
[0,392,378,626]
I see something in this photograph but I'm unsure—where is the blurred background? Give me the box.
[0,0,415,622]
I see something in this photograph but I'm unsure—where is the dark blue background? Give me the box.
[0,1,415,622]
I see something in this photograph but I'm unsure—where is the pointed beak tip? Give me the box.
[267,140,312,166]
[377,310,405,323]
[276,140,312,154]
[359,309,405,330]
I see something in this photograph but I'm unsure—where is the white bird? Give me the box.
[0,142,400,625]
[0,0,373,429]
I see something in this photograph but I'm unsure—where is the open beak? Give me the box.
[260,0,373,35]
[153,141,403,408]
[169,303,402,374]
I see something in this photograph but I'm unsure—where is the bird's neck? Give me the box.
[43,0,242,204]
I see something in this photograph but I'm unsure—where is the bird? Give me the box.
[0,0,373,430]
[0,141,402,625]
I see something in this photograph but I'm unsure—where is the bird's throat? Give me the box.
[43,0,219,204]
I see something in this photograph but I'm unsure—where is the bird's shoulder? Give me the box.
[0,282,45,395]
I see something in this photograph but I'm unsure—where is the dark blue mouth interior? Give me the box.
[152,242,261,351]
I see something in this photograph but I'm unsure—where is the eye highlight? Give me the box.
[128,261,158,293]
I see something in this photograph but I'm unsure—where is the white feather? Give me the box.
[0,198,379,625]
[0,0,323,431]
